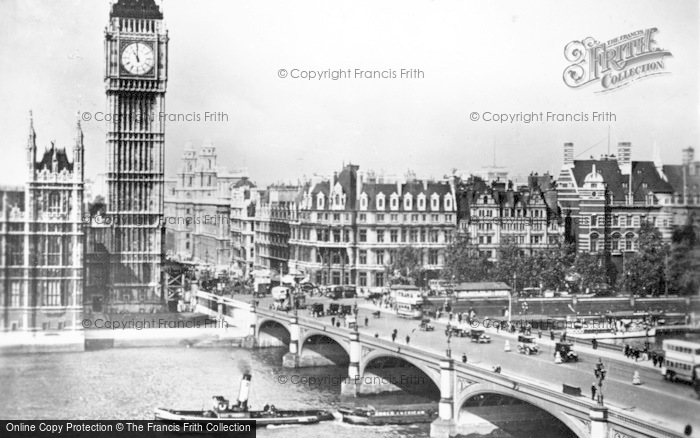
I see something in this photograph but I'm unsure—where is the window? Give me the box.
[359,250,367,264]
[432,214,439,222]
[590,233,599,252]
[360,194,368,210]
[390,214,398,222]
[359,229,367,242]
[430,231,439,243]
[390,229,398,242]
[418,196,426,210]
[410,229,418,242]
[359,213,366,222]
[375,272,384,287]
[333,213,340,222]
[445,195,453,210]
[612,233,621,251]
[317,194,324,209]
[429,250,439,265]
[377,195,385,210]
[404,195,412,210]
[377,230,385,243]
[377,214,385,222]
[431,195,439,210]
[625,233,634,251]
[333,230,341,242]
[376,250,385,265]
[445,214,453,223]
[343,229,349,242]
[359,272,367,286]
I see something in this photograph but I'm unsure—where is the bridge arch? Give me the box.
[257,319,291,346]
[455,382,588,438]
[298,330,350,357]
[360,350,441,398]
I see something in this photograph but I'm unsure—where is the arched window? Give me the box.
[445,195,453,211]
[611,233,621,251]
[48,192,61,214]
[625,232,635,251]
[589,233,599,252]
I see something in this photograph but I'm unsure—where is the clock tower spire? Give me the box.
[99,0,168,311]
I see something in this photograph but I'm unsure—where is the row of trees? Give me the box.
[387,219,700,297]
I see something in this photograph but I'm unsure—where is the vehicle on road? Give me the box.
[661,339,700,384]
[395,285,423,319]
[449,326,470,337]
[419,319,435,331]
[324,286,344,300]
[310,303,325,317]
[554,341,579,362]
[342,285,357,299]
[517,335,539,355]
[469,329,491,343]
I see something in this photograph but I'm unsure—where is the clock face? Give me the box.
[121,42,155,75]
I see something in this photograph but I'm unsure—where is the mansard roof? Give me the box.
[571,159,673,202]
[663,164,700,196]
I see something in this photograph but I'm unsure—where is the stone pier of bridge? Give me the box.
[197,292,670,438]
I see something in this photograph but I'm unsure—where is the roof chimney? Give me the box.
[682,147,695,166]
[563,143,574,166]
[617,142,632,175]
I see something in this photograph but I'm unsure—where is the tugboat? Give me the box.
[155,374,334,427]
[335,404,438,425]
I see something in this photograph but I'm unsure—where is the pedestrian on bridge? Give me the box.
[592,338,598,350]
[364,316,369,327]
[550,329,555,341]
[590,383,597,400]
[406,335,411,345]
[392,332,397,342]
[462,353,467,363]
[331,317,335,326]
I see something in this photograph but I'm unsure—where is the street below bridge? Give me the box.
[242,294,699,434]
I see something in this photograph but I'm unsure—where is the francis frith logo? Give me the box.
[563,28,672,92]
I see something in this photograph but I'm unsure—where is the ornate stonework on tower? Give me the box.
[0,113,84,331]
[101,0,168,311]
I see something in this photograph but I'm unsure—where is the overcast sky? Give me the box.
[0,0,697,188]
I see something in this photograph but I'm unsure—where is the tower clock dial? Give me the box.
[121,42,155,75]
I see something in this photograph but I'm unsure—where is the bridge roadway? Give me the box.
[203,293,698,437]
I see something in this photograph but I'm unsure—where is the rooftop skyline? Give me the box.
[1,0,698,187]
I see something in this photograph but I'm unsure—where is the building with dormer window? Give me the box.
[288,164,457,289]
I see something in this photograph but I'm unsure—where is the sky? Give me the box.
[0,0,698,189]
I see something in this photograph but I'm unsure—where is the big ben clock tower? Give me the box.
[103,0,167,310]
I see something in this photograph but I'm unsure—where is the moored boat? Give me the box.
[335,404,438,425]
[154,374,334,427]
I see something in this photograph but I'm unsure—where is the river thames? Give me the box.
[0,346,433,438]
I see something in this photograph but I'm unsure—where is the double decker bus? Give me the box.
[392,285,424,319]
[661,339,700,383]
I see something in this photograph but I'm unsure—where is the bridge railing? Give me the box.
[195,291,685,438]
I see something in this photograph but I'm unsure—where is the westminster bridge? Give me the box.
[195,291,696,438]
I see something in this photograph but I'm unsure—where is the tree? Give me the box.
[622,222,669,296]
[386,246,423,285]
[572,252,608,294]
[442,232,492,283]
[668,219,700,296]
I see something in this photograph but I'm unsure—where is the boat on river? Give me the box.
[565,311,662,340]
[154,374,334,427]
[334,404,438,425]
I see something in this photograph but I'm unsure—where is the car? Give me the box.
[470,329,491,343]
[517,335,540,355]
[554,342,579,362]
[419,319,435,331]
[449,326,470,337]
[342,285,357,299]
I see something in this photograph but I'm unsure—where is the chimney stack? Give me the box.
[617,142,632,175]
[563,143,574,166]
[682,147,695,166]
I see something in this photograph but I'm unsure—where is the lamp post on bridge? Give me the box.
[444,326,453,358]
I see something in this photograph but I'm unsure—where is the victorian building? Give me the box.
[254,185,303,276]
[454,173,563,261]
[164,141,247,268]
[230,178,256,278]
[288,164,457,289]
[1,115,84,331]
[556,142,676,265]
